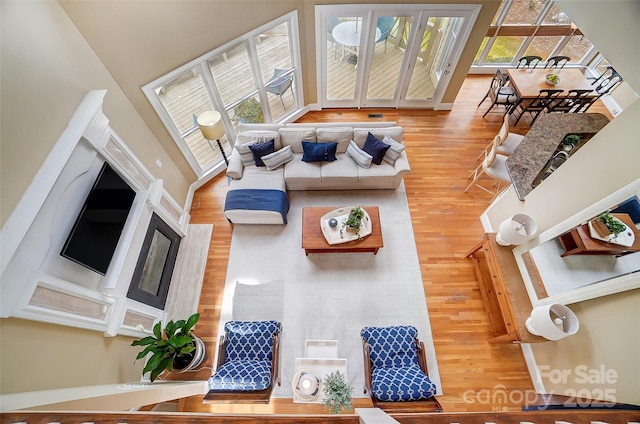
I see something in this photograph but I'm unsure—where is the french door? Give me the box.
[317,5,480,109]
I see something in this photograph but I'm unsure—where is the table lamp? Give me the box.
[525,304,579,341]
[197,110,228,166]
[496,213,537,246]
[292,369,320,401]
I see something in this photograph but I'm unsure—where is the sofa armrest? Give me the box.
[226,150,244,180]
[394,152,411,177]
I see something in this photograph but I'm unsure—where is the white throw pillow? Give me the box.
[262,145,294,171]
[382,134,406,165]
[345,140,373,168]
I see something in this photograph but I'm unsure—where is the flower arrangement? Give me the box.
[340,206,364,238]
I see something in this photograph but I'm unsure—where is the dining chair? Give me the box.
[591,66,623,95]
[547,89,593,113]
[376,17,396,52]
[478,69,520,118]
[265,68,294,109]
[544,55,570,69]
[512,89,564,125]
[496,114,525,156]
[516,55,542,69]
[465,135,512,197]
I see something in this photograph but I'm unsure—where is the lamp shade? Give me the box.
[197,110,225,140]
[525,304,579,341]
[496,213,537,246]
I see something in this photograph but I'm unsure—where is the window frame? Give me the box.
[142,11,302,179]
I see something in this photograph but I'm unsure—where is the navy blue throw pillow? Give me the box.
[249,139,275,167]
[362,132,391,165]
[301,141,338,162]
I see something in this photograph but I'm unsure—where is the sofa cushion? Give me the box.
[279,127,316,153]
[382,134,407,165]
[302,141,338,162]
[316,127,353,153]
[357,160,397,180]
[262,145,294,171]
[345,140,373,168]
[285,153,322,180]
[249,139,275,167]
[363,132,391,165]
[236,130,281,150]
[320,155,359,184]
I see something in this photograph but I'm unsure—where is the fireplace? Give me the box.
[127,213,181,309]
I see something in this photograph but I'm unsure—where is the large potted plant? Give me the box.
[322,370,353,414]
[234,97,264,124]
[131,313,205,382]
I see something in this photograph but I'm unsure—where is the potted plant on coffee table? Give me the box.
[322,370,353,414]
[131,313,205,382]
[340,206,365,238]
[591,211,627,240]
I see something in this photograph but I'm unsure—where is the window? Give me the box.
[143,12,301,178]
[473,0,597,68]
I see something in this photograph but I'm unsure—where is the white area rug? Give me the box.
[219,184,442,398]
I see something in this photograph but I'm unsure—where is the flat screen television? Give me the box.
[61,162,136,275]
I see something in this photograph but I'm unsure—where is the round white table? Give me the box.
[331,21,382,64]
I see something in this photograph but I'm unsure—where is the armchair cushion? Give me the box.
[371,364,437,401]
[361,325,420,369]
[208,360,273,391]
[224,320,281,361]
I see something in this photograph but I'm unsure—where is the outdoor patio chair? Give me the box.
[376,16,396,52]
[265,68,294,109]
[361,325,442,413]
[204,320,282,404]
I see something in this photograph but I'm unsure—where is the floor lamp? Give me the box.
[197,110,228,166]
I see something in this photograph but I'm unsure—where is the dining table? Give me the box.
[331,20,381,64]
[506,68,596,100]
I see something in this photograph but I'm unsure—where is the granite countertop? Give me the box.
[506,113,610,200]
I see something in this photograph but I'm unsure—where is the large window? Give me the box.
[143,12,302,178]
[473,0,598,68]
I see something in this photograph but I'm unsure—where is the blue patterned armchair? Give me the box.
[361,325,441,412]
[204,320,282,403]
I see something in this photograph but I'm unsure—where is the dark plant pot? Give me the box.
[173,334,206,372]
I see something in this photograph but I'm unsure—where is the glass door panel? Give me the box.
[326,15,362,102]
[364,16,408,103]
[256,22,296,121]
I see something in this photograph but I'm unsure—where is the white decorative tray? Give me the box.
[588,217,635,247]
[320,206,372,245]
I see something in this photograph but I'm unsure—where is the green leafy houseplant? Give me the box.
[322,370,353,414]
[596,212,627,239]
[562,134,580,146]
[131,313,201,382]
[340,206,364,238]
[234,97,264,123]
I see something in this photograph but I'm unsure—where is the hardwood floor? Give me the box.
[183,75,612,414]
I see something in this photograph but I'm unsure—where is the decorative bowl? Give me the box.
[545,73,560,85]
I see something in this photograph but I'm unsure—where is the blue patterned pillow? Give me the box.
[361,325,419,369]
[301,141,338,162]
[363,132,391,165]
[249,139,275,167]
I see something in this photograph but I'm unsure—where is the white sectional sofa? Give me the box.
[223,122,410,224]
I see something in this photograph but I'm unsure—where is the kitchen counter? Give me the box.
[506,113,610,200]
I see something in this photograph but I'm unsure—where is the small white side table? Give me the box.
[293,339,347,403]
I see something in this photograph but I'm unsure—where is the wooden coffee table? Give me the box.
[301,206,383,255]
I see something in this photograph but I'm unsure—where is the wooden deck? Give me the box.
[158,30,434,171]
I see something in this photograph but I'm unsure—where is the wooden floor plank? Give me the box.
[184,75,612,414]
